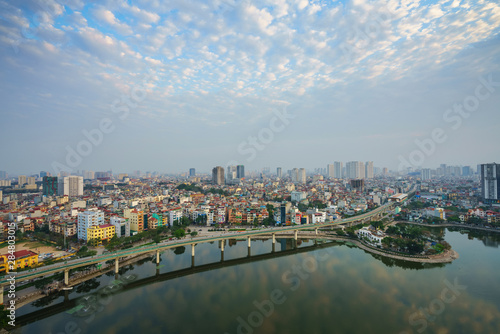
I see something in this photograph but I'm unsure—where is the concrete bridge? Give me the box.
[0,202,395,304]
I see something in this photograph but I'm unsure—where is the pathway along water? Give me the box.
[13,226,500,334]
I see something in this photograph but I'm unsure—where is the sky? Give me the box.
[0,0,499,176]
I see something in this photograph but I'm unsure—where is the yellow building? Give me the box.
[87,224,116,245]
[0,250,39,273]
[124,209,144,233]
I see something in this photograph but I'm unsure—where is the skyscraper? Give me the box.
[298,168,306,184]
[277,167,282,178]
[43,176,58,196]
[189,168,196,177]
[334,162,343,178]
[480,163,500,203]
[237,165,245,179]
[212,166,225,185]
[58,176,83,197]
[421,168,431,180]
[327,164,335,178]
[365,161,374,179]
[18,175,27,186]
[346,161,364,179]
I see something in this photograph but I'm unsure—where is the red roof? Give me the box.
[99,224,113,228]
[13,250,38,259]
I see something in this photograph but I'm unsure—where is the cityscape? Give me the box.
[1,0,500,333]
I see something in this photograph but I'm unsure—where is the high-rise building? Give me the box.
[212,166,225,185]
[334,162,343,178]
[298,168,306,184]
[83,170,95,180]
[365,161,374,179]
[462,166,472,176]
[77,209,105,240]
[43,176,58,196]
[480,163,500,203]
[226,165,237,183]
[27,176,36,185]
[277,167,282,178]
[40,171,49,178]
[189,168,196,177]
[291,168,299,182]
[236,165,245,179]
[58,176,83,197]
[421,168,432,180]
[346,161,365,179]
[327,164,335,178]
[18,175,27,186]
[0,171,7,179]
[350,179,364,192]
[382,167,388,175]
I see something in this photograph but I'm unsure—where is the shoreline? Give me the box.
[394,220,500,233]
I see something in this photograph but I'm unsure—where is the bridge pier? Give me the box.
[272,242,275,253]
[64,289,69,302]
[247,237,251,257]
[294,230,298,241]
[221,240,224,262]
[191,244,195,267]
[315,228,318,235]
[64,269,69,286]
[272,233,276,244]
[0,285,3,305]
[156,250,160,264]
[115,258,119,274]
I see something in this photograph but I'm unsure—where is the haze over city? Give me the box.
[1,0,499,175]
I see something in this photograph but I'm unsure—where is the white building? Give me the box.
[77,209,105,240]
[169,209,183,225]
[291,191,307,202]
[110,216,130,238]
[357,227,385,245]
[334,162,343,178]
[365,161,374,179]
[58,176,83,197]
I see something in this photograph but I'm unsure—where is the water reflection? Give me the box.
[12,230,500,334]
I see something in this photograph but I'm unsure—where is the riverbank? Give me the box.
[320,234,459,263]
[393,220,500,233]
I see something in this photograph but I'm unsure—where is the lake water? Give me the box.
[13,227,500,334]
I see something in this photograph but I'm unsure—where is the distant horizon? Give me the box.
[2,161,496,178]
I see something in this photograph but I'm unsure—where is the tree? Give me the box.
[153,234,161,244]
[0,305,10,328]
[382,237,392,249]
[190,231,198,238]
[253,218,259,226]
[174,229,186,239]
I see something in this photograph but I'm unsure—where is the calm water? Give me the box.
[14,228,500,334]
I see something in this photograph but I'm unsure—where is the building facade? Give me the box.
[481,163,500,203]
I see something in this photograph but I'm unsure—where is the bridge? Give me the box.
[14,240,340,327]
[0,201,397,304]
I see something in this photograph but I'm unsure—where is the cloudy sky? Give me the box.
[1,0,499,175]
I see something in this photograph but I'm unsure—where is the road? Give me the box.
[0,202,394,286]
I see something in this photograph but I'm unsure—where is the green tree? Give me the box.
[174,229,186,239]
[153,234,161,244]
[190,231,198,238]
[0,304,10,328]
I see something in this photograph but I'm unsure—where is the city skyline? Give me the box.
[1,1,499,174]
